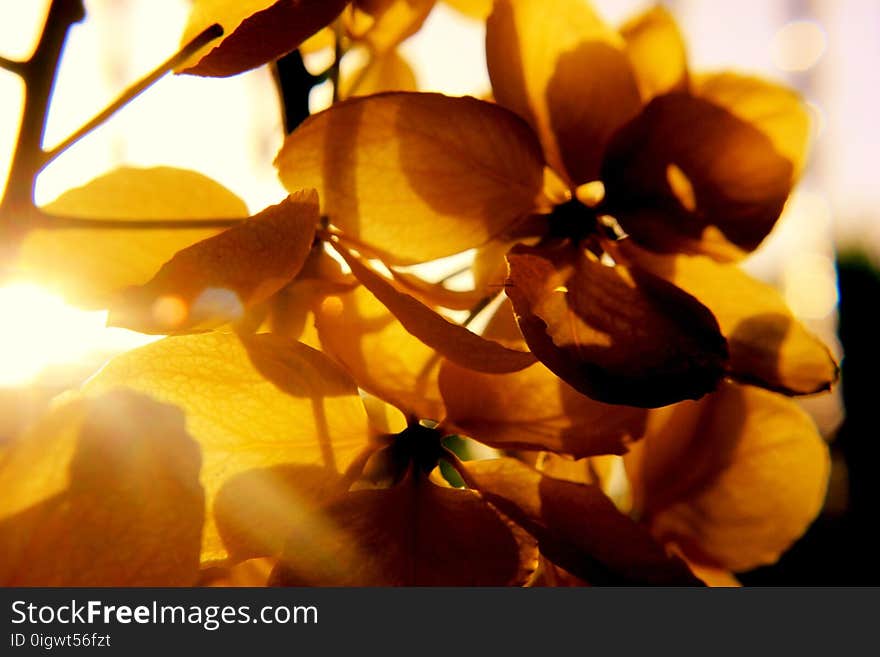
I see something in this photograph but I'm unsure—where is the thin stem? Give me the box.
[462,292,500,328]
[273,50,318,134]
[40,23,223,169]
[0,55,25,73]
[442,449,478,489]
[330,19,344,103]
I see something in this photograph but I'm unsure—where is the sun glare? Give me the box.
[0,281,158,387]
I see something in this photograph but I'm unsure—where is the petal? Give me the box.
[444,0,492,20]
[214,464,346,562]
[621,243,838,395]
[17,167,247,308]
[274,471,537,585]
[340,50,418,98]
[505,242,727,407]
[109,190,319,333]
[336,244,536,374]
[486,0,641,183]
[356,0,436,54]
[83,332,373,563]
[602,93,797,258]
[0,391,203,585]
[694,72,810,178]
[179,0,349,77]
[463,458,702,585]
[620,5,688,101]
[275,92,547,265]
[314,285,446,421]
[626,381,830,572]
[439,358,647,458]
[199,558,275,586]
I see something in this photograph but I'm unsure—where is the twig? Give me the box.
[40,23,223,168]
[0,55,24,74]
[330,18,344,103]
[0,0,85,216]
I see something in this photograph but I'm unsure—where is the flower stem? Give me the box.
[40,23,223,169]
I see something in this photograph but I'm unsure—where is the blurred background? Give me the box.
[1,0,878,584]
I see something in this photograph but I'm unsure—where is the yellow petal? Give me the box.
[505,242,727,407]
[620,5,688,101]
[315,285,446,421]
[275,92,546,264]
[337,244,536,374]
[179,0,349,77]
[109,190,318,333]
[357,0,436,54]
[340,49,418,98]
[621,243,838,395]
[695,72,811,179]
[440,358,646,458]
[17,167,247,308]
[602,93,796,257]
[464,458,701,585]
[487,0,641,184]
[626,381,830,572]
[0,391,203,585]
[444,0,492,20]
[199,557,275,586]
[274,471,537,585]
[83,332,373,563]
[213,464,347,562]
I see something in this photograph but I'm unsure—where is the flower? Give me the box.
[275,0,837,409]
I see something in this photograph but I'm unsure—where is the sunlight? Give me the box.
[0,281,158,387]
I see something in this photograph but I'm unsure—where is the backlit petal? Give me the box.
[505,242,727,407]
[276,92,546,264]
[487,0,641,183]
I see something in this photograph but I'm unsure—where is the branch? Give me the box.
[273,50,318,134]
[41,23,224,169]
[0,0,85,216]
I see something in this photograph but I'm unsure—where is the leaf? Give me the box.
[336,244,536,374]
[625,381,830,572]
[487,0,642,184]
[109,190,319,333]
[0,391,204,585]
[439,358,647,458]
[505,242,728,407]
[620,242,838,395]
[179,0,350,77]
[84,332,373,562]
[314,285,446,420]
[17,167,247,308]
[275,92,547,265]
[274,471,537,585]
[463,458,702,585]
[601,93,797,258]
[620,5,688,101]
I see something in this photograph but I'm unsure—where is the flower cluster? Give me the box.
[0,0,836,586]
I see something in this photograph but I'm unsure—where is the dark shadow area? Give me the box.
[741,252,880,585]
